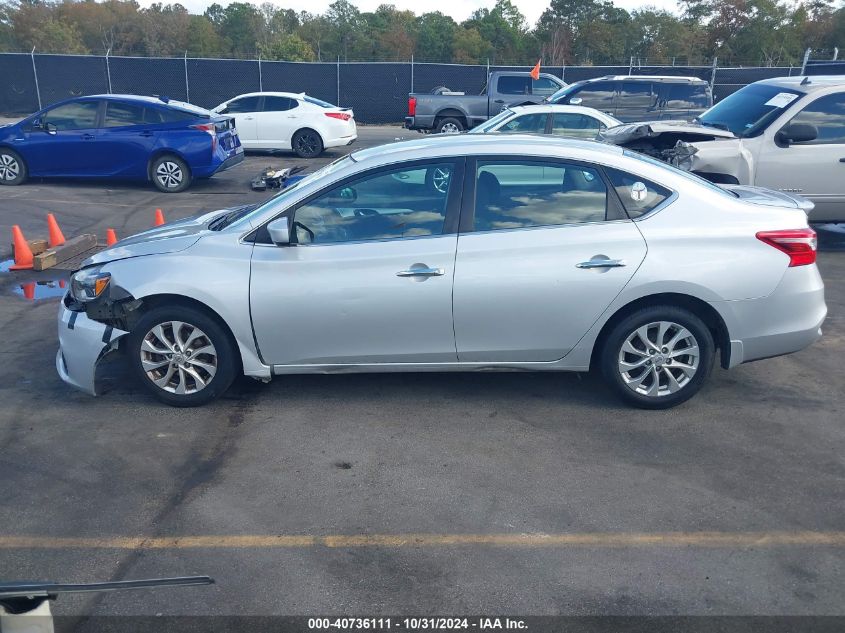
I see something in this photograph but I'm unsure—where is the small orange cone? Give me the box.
[154,208,165,226]
[59,279,67,289]
[106,228,118,246]
[21,282,35,300]
[47,213,65,247]
[10,225,34,270]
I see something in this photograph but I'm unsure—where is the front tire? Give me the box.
[600,306,714,409]
[151,154,191,193]
[0,148,27,186]
[128,305,238,406]
[292,129,324,158]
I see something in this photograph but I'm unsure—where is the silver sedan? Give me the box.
[57,135,826,408]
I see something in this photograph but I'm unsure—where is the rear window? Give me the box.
[304,96,336,108]
[146,107,198,123]
[605,167,673,218]
[498,76,531,95]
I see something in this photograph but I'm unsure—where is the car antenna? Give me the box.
[800,76,811,85]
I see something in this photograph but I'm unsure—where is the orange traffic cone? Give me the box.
[47,213,65,247]
[59,279,67,289]
[106,228,118,246]
[10,225,34,270]
[21,282,35,300]
[154,208,165,226]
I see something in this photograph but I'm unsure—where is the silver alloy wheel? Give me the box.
[140,321,218,395]
[618,321,700,397]
[440,122,461,134]
[431,167,450,193]
[155,161,183,189]
[0,153,19,181]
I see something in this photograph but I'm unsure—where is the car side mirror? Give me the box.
[267,218,291,246]
[777,123,817,146]
[569,97,582,105]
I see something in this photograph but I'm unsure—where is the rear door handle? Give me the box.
[139,131,154,137]
[81,133,95,140]
[396,267,445,277]
[576,259,626,269]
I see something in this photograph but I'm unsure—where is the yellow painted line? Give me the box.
[0,532,844,549]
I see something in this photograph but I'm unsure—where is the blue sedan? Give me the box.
[0,94,243,192]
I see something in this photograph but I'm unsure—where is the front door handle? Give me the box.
[839,157,845,163]
[576,258,626,269]
[139,131,154,137]
[396,266,445,277]
[81,133,95,140]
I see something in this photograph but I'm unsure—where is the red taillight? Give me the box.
[756,228,817,267]
[408,96,417,116]
[325,112,352,121]
[191,122,218,153]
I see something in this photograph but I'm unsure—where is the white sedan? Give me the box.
[470,104,620,139]
[212,92,357,158]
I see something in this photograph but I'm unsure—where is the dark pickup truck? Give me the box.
[405,71,566,134]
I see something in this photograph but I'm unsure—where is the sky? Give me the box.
[140,0,681,25]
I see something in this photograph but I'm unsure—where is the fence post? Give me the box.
[801,48,811,74]
[184,51,190,103]
[410,54,414,94]
[30,47,42,111]
[336,56,340,106]
[561,64,565,84]
[258,53,263,92]
[105,47,112,94]
[709,57,718,91]
[834,48,839,61]
[628,56,633,75]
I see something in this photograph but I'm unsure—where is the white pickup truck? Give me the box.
[601,75,845,222]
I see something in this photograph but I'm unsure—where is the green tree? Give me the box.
[464,0,528,63]
[452,26,490,64]
[415,11,456,62]
[260,32,314,61]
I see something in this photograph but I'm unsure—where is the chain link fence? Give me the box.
[0,51,834,123]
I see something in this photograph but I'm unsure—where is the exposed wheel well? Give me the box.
[434,110,467,127]
[147,151,191,182]
[129,294,243,372]
[590,293,731,371]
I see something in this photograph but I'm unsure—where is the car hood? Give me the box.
[82,206,247,267]
[601,121,737,144]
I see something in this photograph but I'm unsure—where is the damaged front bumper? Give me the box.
[56,296,128,396]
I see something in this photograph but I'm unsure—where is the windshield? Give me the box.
[226,156,354,229]
[547,82,586,104]
[470,108,516,133]
[698,83,805,137]
[622,150,737,198]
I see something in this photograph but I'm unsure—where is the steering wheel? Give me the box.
[353,208,380,217]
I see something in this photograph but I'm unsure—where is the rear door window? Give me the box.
[551,113,604,139]
[497,76,531,95]
[263,96,297,112]
[605,167,673,218]
[473,160,612,230]
[103,101,147,127]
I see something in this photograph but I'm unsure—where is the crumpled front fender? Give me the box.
[677,139,754,184]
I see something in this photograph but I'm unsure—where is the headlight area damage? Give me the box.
[599,122,749,184]
[57,266,142,395]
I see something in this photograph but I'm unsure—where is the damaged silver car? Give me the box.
[600,75,845,222]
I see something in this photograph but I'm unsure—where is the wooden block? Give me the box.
[11,238,47,259]
[33,234,97,271]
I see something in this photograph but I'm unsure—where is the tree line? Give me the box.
[0,0,842,66]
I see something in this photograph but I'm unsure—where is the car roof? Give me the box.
[49,94,212,115]
[226,92,305,99]
[755,75,845,91]
[586,75,707,83]
[351,134,624,166]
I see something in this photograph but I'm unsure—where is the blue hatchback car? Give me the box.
[0,94,243,192]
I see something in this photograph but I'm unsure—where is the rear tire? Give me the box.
[292,129,324,158]
[435,117,464,134]
[600,306,714,409]
[151,154,191,193]
[0,148,27,186]
[128,305,238,407]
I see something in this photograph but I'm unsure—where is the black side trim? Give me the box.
[68,312,78,330]
[101,326,114,344]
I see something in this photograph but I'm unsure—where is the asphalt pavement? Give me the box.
[0,126,843,619]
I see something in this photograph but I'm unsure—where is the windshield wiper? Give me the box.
[208,204,258,231]
[695,118,731,132]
